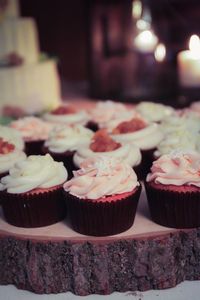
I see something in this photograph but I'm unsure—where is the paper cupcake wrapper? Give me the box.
[145,182,200,229]
[86,121,99,132]
[64,184,141,237]
[0,172,8,206]
[1,187,67,228]
[135,149,155,181]
[25,140,45,156]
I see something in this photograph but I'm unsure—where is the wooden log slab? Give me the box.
[1,187,200,296]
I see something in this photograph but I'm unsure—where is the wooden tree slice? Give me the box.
[0,188,200,296]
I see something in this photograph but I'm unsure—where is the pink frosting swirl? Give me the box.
[147,151,200,187]
[63,156,139,199]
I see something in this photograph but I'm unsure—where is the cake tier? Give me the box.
[0,187,200,295]
[0,18,39,64]
[0,59,61,113]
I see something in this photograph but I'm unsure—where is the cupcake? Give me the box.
[0,154,68,227]
[10,116,53,155]
[43,104,89,127]
[88,100,139,132]
[43,124,94,178]
[145,151,200,228]
[63,156,141,236]
[73,129,142,171]
[111,118,163,179]
[0,125,24,150]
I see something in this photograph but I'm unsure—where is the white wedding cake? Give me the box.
[0,0,61,113]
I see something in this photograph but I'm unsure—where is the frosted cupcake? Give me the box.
[88,100,139,131]
[10,116,53,155]
[0,125,24,150]
[43,124,94,177]
[135,101,174,123]
[43,104,89,126]
[111,118,163,178]
[64,156,141,236]
[0,154,68,227]
[73,129,142,171]
[145,151,200,228]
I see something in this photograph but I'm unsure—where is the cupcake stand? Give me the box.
[1,186,200,296]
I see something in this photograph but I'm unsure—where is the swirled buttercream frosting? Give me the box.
[135,101,174,122]
[89,100,139,130]
[147,151,200,187]
[111,122,163,150]
[10,117,53,141]
[73,141,141,168]
[43,106,89,126]
[0,154,68,194]
[155,130,200,157]
[64,156,139,199]
[44,124,94,153]
[0,125,24,150]
[0,141,26,173]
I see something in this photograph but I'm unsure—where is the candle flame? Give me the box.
[154,43,166,62]
[189,35,200,57]
[134,30,158,53]
[132,0,142,19]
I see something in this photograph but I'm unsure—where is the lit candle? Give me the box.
[178,35,200,87]
[154,43,166,62]
[134,30,158,53]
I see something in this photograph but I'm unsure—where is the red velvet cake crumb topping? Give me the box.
[90,129,121,152]
[112,118,146,134]
[0,138,15,154]
[51,106,77,115]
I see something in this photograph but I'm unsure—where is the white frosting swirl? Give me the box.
[111,123,163,150]
[0,149,26,173]
[44,124,94,153]
[43,109,89,126]
[0,154,68,194]
[155,130,200,157]
[135,102,174,122]
[0,125,24,150]
[160,115,200,135]
[64,156,139,199]
[10,117,53,141]
[73,142,141,168]
[147,151,200,187]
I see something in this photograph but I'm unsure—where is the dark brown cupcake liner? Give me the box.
[145,182,200,229]
[64,184,141,236]
[1,187,67,228]
[42,147,76,179]
[0,172,8,206]
[135,148,155,180]
[85,121,99,132]
[25,140,45,156]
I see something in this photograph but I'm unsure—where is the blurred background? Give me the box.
[15,0,200,106]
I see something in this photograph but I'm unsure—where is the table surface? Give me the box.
[1,281,200,300]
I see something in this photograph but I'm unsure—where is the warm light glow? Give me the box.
[154,43,166,62]
[132,0,142,19]
[189,35,200,58]
[134,30,158,53]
